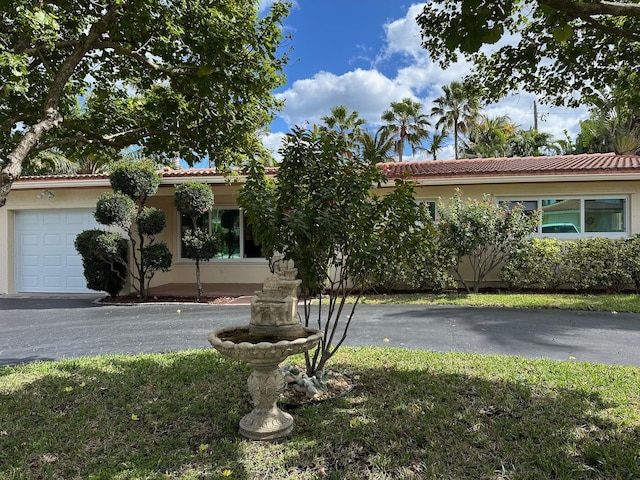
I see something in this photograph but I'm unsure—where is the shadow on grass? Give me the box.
[1,348,639,479]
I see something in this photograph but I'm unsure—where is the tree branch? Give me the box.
[540,0,640,17]
[94,41,198,77]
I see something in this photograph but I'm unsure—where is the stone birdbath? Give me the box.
[208,258,322,441]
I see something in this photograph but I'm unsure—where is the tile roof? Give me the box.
[379,153,640,180]
[15,166,279,184]
[15,153,640,186]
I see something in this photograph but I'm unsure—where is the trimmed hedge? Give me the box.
[503,236,640,293]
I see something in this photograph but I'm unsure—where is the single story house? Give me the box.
[2,152,640,295]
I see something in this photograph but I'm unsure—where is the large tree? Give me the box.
[378,98,431,162]
[0,0,290,207]
[417,1,640,107]
[431,81,481,159]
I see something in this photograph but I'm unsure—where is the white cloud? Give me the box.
[269,2,590,159]
[261,131,286,161]
[276,69,414,127]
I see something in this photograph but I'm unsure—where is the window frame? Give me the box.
[498,195,629,238]
[177,207,266,262]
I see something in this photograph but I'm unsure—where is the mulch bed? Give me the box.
[99,295,238,305]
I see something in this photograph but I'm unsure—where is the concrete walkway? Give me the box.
[1,295,640,367]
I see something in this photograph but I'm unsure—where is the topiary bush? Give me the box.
[74,229,127,297]
[174,181,219,299]
[89,161,171,297]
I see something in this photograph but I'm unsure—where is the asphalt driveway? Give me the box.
[1,295,640,367]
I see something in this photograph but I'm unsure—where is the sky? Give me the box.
[258,1,591,161]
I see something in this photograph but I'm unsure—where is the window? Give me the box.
[180,208,263,260]
[417,199,437,219]
[499,197,628,236]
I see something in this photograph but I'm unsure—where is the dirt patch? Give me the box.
[280,369,355,408]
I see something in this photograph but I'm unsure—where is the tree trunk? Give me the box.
[0,110,62,207]
[0,5,120,208]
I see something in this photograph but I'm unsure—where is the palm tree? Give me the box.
[468,115,516,158]
[320,105,366,148]
[431,81,481,159]
[359,128,395,163]
[427,130,447,160]
[508,129,562,157]
[378,98,431,162]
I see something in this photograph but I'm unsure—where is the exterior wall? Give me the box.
[143,183,270,292]
[2,174,638,295]
[398,179,640,287]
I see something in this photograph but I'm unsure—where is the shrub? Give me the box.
[239,125,429,375]
[90,161,171,297]
[94,192,135,228]
[437,190,540,293]
[109,160,160,202]
[136,207,166,236]
[174,181,219,299]
[622,235,640,292]
[565,237,633,292]
[502,238,568,290]
[364,183,455,293]
[74,229,127,297]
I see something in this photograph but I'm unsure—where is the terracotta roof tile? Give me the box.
[379,153,640,179]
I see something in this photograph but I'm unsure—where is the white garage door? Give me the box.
[14,209,101,293]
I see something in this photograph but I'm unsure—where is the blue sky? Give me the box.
[259,1,589,161]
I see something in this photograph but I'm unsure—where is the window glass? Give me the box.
[540,199,581,233]
[211,209,240,259]
[585,199,625,232]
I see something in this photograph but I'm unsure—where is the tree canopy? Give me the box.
[0,0,290,207]
[416,1,640,107]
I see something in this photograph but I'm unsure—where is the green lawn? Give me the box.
[359,292,640,313]
[2,348,640,479]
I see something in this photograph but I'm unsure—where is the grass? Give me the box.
[358,292,640,313]
[2,348,640,479]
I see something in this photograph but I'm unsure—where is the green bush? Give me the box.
[174,181,214,219]
[109,160,160,202]
[94,192,135,228]
[437,190,540,293]
[74,229,127,297]
[622,236,640,292]
[502,238,568,290]
[565,237,633,292]
[141,243,172,274]
[136,207,166,236]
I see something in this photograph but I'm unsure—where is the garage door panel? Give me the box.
[15,209,101,293]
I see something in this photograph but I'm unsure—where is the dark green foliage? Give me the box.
[364,181,455,293]
[240,125,431,374]
[141,243,172,274]
[94,192,135,228]
[89,161,171,297]
[74,229,127,297]
[437,190,540,293]
[504,237,639,293]
[622,236,640,293]
[174,181,214,220]
[182,227,220,261]
[174,181,218,298]
[109,161,161,203]
[136,207,166,236]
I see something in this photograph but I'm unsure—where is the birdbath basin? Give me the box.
[208,257,321,440]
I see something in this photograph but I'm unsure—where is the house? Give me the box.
[2,152,640,295]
